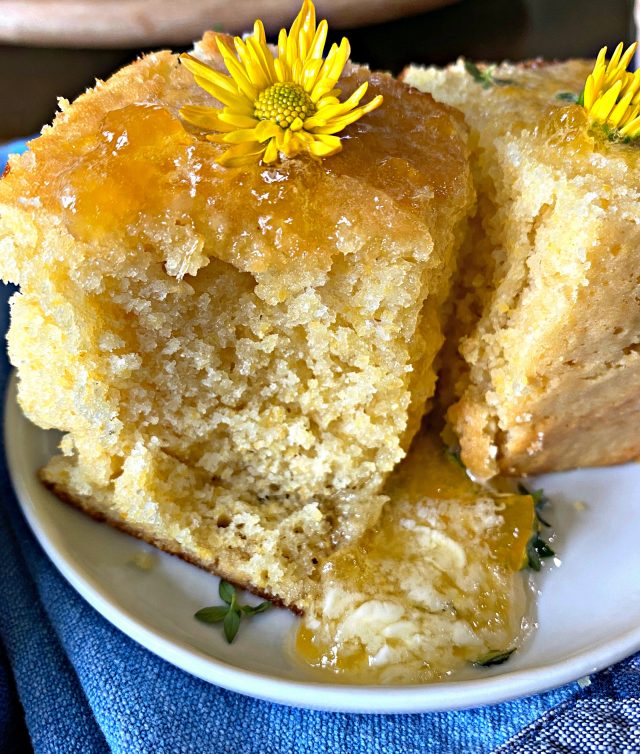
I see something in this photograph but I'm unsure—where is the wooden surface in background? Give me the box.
[0,0,634,141]
[0,0,455,48]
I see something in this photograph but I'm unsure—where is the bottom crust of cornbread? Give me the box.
[39,470,307,614]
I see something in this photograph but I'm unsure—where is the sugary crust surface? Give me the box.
[404,59,640,477]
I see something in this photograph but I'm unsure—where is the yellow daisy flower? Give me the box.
[179,0,383,167]
[581,42,640,140]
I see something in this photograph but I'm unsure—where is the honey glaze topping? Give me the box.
[7,48,470,284]
[296,432,536,683]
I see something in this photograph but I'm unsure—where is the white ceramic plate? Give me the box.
[5,372,640,713]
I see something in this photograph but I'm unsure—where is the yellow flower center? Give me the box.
[254,82,316,128]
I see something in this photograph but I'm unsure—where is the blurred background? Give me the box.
[0,0,634,141]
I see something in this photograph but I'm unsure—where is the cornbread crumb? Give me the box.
[404,59,640,479]
[1,35,473,610]
[131,550,156,571]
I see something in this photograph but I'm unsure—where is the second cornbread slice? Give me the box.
[405,59,640,479]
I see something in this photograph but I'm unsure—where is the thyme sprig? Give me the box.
[195,580,271,643]
[518,483,555,571]
[526,532,556,572]
[473,648,516,667]
[518,483,551,527]
[556,91,580,103]
[464,60,513,89]
[445,447,465,469]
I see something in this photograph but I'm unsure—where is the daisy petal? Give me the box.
[180,105,235,132]
[247,30,277,83]
[217,141,266,168]
[180,55,232,88]
[255,120,283,141]
[306,86,375,129]
[263,137,280,163]
[620,114,640,137]
[315,93,341,109]
[583,75,596,110]
[309,136,342,157]
[592,80,623,122]
[222,129,262,144]
[234,37,270,90]
[277,28,289,69]
[190,74,246,110]
[608,42,624,72]
[274,58,289,82]
[218,111,260,129]
[308,19,328,61]
[222,120,280,144]
[216,37,259,101]
[620,103,640,129]
[301,58,324,94]
[310,39,350,101]
[619,42,638,74]
[609,91,634,127]
[292,58,303,84]
[309,95,383,134]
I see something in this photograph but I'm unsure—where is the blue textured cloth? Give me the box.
[0,138,638,754]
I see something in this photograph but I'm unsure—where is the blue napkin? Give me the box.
[0,138,638,754]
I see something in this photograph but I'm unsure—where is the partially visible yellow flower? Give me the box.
[581,42,640,140]
[179,0,383,167]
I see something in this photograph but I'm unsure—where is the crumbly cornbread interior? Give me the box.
[404,60,640,479]
[0,35,473,610]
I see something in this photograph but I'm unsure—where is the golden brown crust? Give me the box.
[39,470,303,615]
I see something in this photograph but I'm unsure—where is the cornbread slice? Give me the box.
[0,34,473,610]
[404,59,640,479]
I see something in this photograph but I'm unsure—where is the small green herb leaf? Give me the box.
[526,532,555,571]
[446,448,465,469]
[517,483,555,569]
[473,648,516,667]
[195,582,272,644]
[464,60,513,89]
[518,483,551,527]
[465,60,493,89]
[533,535,555,558]
[223,608,241,643]
[219,580,235,605]
[194,606,229,623]
[556,91,579,103]
[527,537,542,571]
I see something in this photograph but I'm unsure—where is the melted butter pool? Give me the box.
[295,431,536,683]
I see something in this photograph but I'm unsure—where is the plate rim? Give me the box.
[6,372,640,714]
